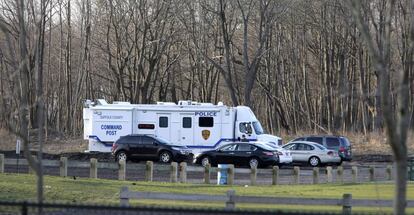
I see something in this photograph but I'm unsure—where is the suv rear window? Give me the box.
[117,136,139,144]
[307,137,323,145]
[340,137,351,146]
[326,137,340,149]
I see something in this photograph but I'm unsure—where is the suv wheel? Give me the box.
[309,156,320,167]
[116,151,127,162]
[159,151,172,163]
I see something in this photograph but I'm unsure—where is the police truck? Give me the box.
[83,99,282,154]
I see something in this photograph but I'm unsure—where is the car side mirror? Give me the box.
[153,142,158,146]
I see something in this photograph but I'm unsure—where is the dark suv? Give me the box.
[290,135,352,161]
[111,134,193,163]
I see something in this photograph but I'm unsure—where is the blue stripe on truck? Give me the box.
[88,135,257,149]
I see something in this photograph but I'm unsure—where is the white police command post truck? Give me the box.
[83,99,282,153]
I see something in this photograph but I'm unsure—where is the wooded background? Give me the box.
[0,0,413,137]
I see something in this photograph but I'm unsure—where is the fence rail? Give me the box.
[0,200,343,215]
[0,154,396,185]
[119,187,414,215]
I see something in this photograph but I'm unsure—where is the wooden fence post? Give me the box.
[170,162,178,183]
[228,164,234,186]
[118,160,126,181]
[272,166,279,185]
[145,161,153,182]
[386,165,392,180]
[250,166,257,185]
[0,154,4,173]
[225,190,236,209]
[369,166,375,181]
[204,163,211,184]
[352,166,358,183]
[326,166,333,183]
[120,186,129,207]
[59,157,67,177]
[90,158,97,179]
[293,166,300,184]
[342,193,352,215]
[179,162,187,183]
[28,156,37,174]
[313,167,319,184]
[337,166,344,184]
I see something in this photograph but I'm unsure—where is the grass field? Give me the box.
[0,173,414,214]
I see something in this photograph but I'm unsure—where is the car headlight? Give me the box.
[172,147,187,154]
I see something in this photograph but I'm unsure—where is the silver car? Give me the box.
[282,141,341,167]
[257,142,293,165]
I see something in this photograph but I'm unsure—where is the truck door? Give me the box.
[180,115,193,146]
[236,122,254,141]
[156,114,171,141]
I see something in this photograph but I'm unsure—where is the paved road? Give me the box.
[4,160,394,185]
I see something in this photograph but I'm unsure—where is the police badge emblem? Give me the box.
[202,130,210,140]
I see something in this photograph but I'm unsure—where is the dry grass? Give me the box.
[1,128,414,155]
[0,129,87,154]
[279,130,414,156]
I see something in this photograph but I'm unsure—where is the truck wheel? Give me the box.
[159,151,172,163]
[116,151,127,162]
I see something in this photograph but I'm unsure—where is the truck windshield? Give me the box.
[252,121,264,135]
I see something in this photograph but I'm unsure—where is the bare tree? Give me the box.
[349,0,413,214]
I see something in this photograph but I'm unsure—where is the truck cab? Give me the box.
[235,106,282,146]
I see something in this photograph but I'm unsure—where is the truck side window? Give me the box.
[199,117,213,127]
[138,124,155,129]
[183,117,192,128]
[239,122,252,134]
[159,117,168,128]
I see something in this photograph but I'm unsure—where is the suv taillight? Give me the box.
[339,146,345,152]
[112,143,118,152]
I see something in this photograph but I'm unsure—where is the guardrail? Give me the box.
[119,187,414,214]
[0,154,395,185]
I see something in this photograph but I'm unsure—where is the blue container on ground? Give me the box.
[217,164,229,185]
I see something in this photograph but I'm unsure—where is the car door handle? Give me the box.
[246,152,251,154]
[229,152,234,155]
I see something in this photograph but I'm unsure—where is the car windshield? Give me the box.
[155,136,170,145]
[255,143,275,151]
[252,121,264,135]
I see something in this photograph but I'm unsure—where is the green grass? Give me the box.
[0,173,414,214]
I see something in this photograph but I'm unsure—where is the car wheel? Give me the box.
[309,156,320,167]
[249,157,260,168]
[116,151,127,162]
[201,156,211,167]
[159,151,172,163]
